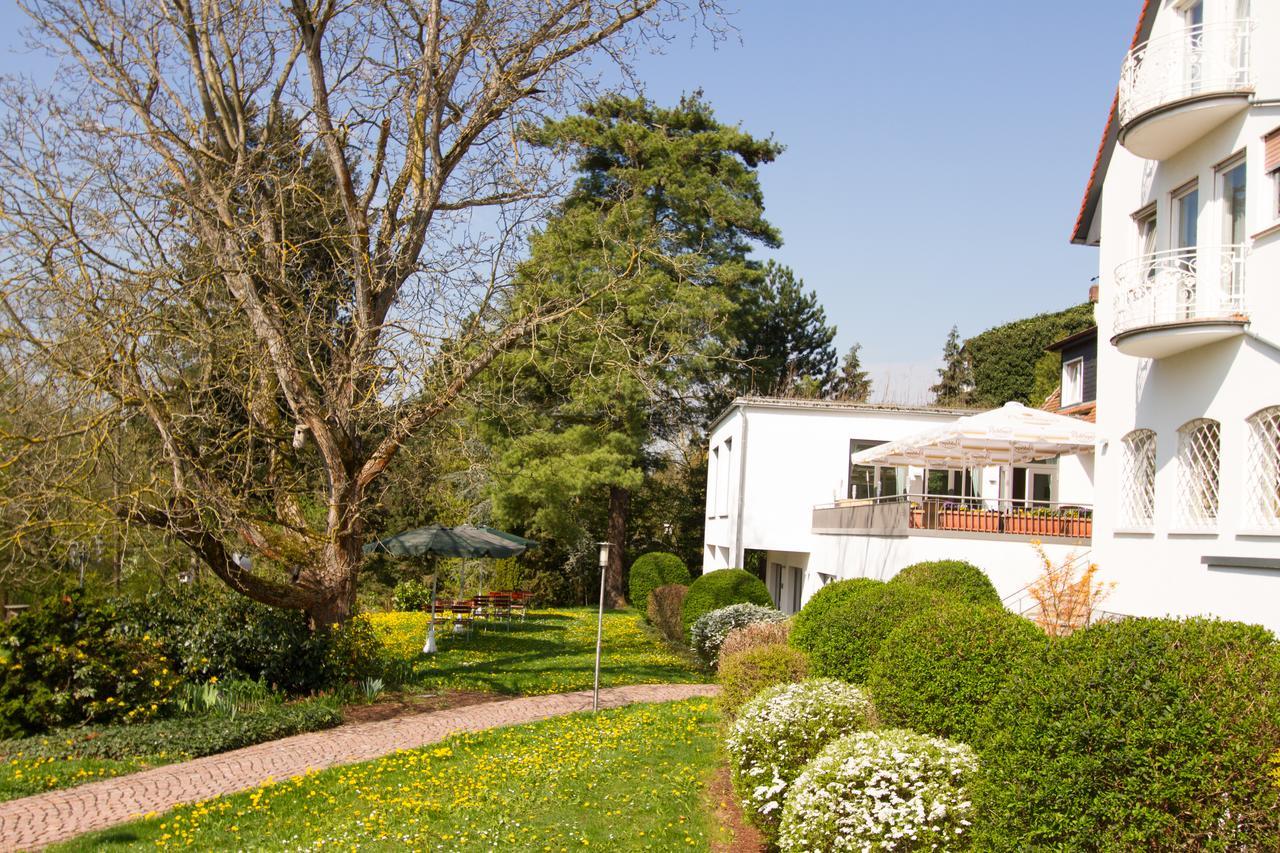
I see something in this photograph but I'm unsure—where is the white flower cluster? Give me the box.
[689,603,785,667]
[725,678,874,840]
[778,728,978,852]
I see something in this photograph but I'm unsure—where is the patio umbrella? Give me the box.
[362,524,537,559]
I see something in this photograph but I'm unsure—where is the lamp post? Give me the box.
[593,541,609,712]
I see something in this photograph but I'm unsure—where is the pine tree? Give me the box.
[831,343,873,402]
[930,325,974,406]
[732,261,838,398]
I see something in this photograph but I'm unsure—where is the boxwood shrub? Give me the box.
[716,643,808,719]
[681,569,771,633]
[628,551,690,612]
[889,559,999,606]
[972,617,1280,851]
[789,578,938,683]
[867,603,1046,745]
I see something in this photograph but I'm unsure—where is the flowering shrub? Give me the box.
[778,728,978,852]
[726,678,874,842]
[690,603,785,667]
[717,643,808,719]
[720,618,791,660]
[646,583,688,645]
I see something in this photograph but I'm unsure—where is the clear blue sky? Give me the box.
[0,0,1141,401]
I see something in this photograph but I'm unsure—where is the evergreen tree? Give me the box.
[730,261,838,399]
[930,325,974,407]
[831,343,873,402]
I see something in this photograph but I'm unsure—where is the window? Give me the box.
[1219,155,1247,244]
[707,447,718,517]
[1245,407,1280,529]
[769,562,784,607]
[1173,180,1199,251]
[789,567,803,614]
[1176,419,1220,528]
[1062,358,1084,406]
[1135,204,1158,257]
[1265,127,1280,221]
[717,438,732,517]
[1120,429,1157,528]
[848,440,903,500]
[927,468,977,499]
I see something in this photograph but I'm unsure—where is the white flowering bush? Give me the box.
[725,678,874,842]
[690,603,785,667]
[778,728,979,852]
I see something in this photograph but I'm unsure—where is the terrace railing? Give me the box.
[1112,245,1247,335]
[1118,20,1252,126]
[813,494,1092,541]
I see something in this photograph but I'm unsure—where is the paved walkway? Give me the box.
[0,682,717,851]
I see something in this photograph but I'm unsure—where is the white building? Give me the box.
[703,397,1096,614]
[1073,0,1280,632]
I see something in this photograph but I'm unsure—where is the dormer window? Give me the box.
[1062,358,1084,407]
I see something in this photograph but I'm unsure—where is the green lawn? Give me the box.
[60,698,722,851]
[369,607,705,695]
[0,755,158,802]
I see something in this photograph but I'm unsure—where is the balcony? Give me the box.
[1111,245,1248,359]
[1118,20,1252,160]
[812,494,1092,544]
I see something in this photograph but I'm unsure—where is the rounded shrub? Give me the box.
[890,559,999,606]
[789,578,938,683]
[720,618,792,661]
[972,617,1280,850]
[681,569,771,633]
[867,603,1046,745]
[778,728,979,852]
[628,551,690,612]
[717,643,808,719]
[690,603,785,668]
[726,678,875,843]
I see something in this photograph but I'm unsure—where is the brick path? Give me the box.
[0,682,717,851]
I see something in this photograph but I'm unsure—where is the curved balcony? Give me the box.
[1118,20,1252,160]
[1111,245,1248,359]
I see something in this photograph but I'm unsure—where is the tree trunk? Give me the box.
[606,485,629,609]
[307,535,362,629]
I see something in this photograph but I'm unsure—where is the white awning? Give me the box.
[849,402,1097,467]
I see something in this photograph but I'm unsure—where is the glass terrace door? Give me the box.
[1173,182,1199,318]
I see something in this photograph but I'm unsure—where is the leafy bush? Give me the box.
[681,569,772,634]
[628,551,690,613]
[0,591,181,737]
[720,618,791,661]
[973,617,1280,850]
[717,644,808,719]
[868,603,1045,744]
[726,678,875,842]
[778,728,979,852]
[114,586,383,694]
[0,697,342,762]
[789,578,938,683]
[965,301,1094,407]
[889,559,999,606]
[646,583,688,646]
[391,578,433,611]
[690,603,785,668]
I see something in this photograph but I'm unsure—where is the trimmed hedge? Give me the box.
[789,578,938,683]
[868,603,1046,745]
[628,552,690,612]
[973,617,1280,850]
[716,643,808,719]
[0,697,342,762]
[890,560,999,607]
[681,569,771,633]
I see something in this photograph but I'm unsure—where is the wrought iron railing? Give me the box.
[814,494,1093,540]
[1112,245,1247,335]
[1119,20,1252,125]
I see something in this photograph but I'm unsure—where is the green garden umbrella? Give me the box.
[362,524,537,558]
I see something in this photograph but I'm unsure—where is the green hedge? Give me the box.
[789,578,938,683]
[716,643,809,719]
[889,560,999,607]
[0,697,343,763]
[867,603,1045,745]
[628,552,691,612]
[681,569,771,632]
[973,617,1280,850]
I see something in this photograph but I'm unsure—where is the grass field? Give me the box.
[61,698,722,851]
[0,755,158,802]
[369,607,705,695]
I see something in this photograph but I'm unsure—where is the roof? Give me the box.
[708,395,978,432]
[848,402,1097,467]
[1071,0,1157,246]
[1045,325,1098,352]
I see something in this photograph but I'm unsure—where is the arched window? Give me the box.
[1245,406,1280,529]
[1176,419,1220,527]
[1120,429,1156,528]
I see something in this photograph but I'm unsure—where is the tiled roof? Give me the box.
[1039,388,1096,423]
[1041,387,1062,411]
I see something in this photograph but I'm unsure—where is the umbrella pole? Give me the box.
[424,573,438,655]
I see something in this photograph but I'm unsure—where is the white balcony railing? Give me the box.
[1118,20,1252,126]
[1112,245,1247,335]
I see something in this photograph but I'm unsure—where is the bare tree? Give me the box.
[0,0,719,625]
